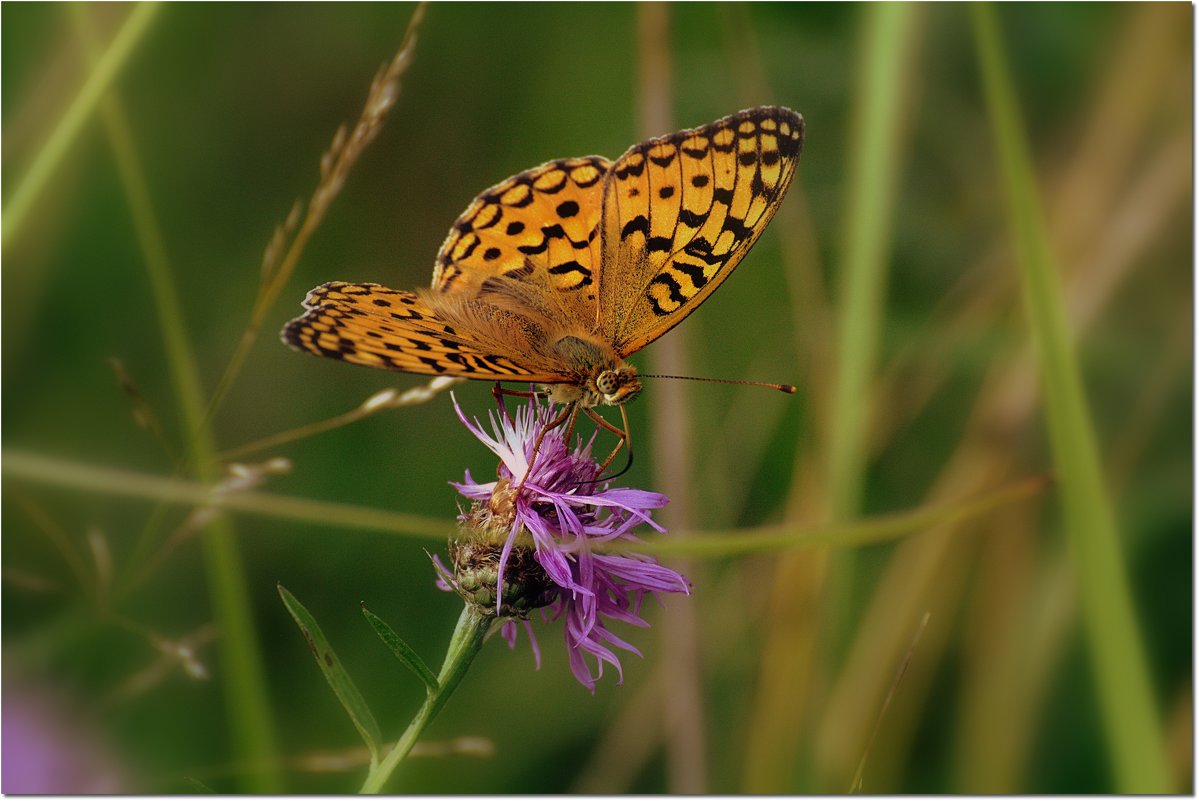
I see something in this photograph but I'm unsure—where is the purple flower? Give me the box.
[438,393,690,692]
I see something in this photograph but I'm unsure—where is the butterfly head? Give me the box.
[594,365,642,406]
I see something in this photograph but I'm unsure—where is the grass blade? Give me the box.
[628,476,1048,558]
[818,0,923,660]
[972,4,1170,792]
[2,450,450,541]
[279,585,383,766]
[3,449,1042,559]
[827,2,922,520]
[3,3,160,248]
[361,604,439,693]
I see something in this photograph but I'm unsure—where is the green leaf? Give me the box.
[278,584,383,764]
[361,604,440,693]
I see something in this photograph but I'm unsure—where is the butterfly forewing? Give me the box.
[432,157,610,315]
[597,106,803,357]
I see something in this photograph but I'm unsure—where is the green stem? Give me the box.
[69,6,279,789]
[827,2,920,520]
[822,0,922,669]
[359,606,491,794]
[2,450,450,546]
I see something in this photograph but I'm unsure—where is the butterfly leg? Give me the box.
[582,404,633,479]
[491,383,556,424]
[490,382,539,416]
[519,402,578,488]
[491,383,541,403]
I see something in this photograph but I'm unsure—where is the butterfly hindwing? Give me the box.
[281,282,564,381]
[597,106,803,357]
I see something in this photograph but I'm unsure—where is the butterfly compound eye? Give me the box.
[596,368,642,405]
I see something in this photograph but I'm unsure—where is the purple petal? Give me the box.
[523,620,542,670]
[593,553,691,594]
[501,620,518,649]
[493,517,522,614]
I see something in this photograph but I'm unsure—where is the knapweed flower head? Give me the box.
[436,392,690,691]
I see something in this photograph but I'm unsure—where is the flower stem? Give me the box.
[359,606,490,794]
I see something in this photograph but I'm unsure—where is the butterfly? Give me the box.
[282,106,803,413]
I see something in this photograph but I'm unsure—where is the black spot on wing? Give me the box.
[548,259,593,288]
[615,158,646,179]
[673,260,709,289]
[518,239,548,255]
[648,150,676,167]
[721,214,751,242]
[621,215,649,239]
[684,238,722,265]
[647,273,687,315]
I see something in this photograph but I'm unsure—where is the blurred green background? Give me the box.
[2,2,1191,793]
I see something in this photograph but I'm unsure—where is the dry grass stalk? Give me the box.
[102,623,218,708]
[208,3,429,419]
[258,2,427,298]
[122,457,294,596]
[187,736,494,779]
[108,357,178,466]
[636,4,710,794]
[220,375,462,461]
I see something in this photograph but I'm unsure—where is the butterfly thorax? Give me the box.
[546,335,641,407]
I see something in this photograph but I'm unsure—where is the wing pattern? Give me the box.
[598,106,803,356]
[432,156,610,309]
[281,282,562,381]
[281,107,803,393]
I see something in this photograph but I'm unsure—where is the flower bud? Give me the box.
[448,498,555,618]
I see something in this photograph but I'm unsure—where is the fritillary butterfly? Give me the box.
[282,106,804,408]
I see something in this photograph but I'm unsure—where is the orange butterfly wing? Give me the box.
[431,156,611,333]
[281,282,565,382]
[596,106,803,357]
[282,107,803,388]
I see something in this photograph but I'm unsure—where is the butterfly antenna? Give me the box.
[598,449,634,483]
[640,374,797,394]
